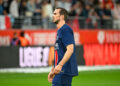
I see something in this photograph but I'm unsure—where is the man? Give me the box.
[10,0,19,18]
[10,32,20,46]
[48,7,78,86]
[19,31,29,47]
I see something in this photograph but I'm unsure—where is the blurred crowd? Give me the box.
[0,0,120,29]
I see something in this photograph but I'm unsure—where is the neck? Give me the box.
[56,20,65,29]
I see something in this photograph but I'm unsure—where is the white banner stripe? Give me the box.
[0,65,120,73]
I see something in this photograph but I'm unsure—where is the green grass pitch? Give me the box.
[0,69,120,86]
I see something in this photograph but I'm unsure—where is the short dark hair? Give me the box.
[13,32,17,36]
[56,7,68,21]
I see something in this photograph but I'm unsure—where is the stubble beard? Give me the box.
[53,19,60,24]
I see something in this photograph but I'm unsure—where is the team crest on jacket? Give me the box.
[55,43,59,50]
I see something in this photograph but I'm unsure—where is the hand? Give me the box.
[53,64,63,75]
[48,71,55,83]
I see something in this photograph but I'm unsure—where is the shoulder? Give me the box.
[61,24,73,33]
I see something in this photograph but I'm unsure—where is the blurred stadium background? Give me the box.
[0,0,120,86]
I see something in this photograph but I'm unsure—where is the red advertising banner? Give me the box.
[0,30,57,46]
[0,29,80,46]
[83,44,120,66]
[0,29,120,46]
[79,30,120,44]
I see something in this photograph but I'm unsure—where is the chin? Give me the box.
[55,20,59,24]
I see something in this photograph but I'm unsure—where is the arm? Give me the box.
[54,44,74,74]
[59,44,74,66]
[48,66,55,83]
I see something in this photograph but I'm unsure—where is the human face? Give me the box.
[52,9,61,24]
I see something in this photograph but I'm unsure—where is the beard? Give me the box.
[53,19,60,24]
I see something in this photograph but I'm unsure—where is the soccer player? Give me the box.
[48,7,78,86]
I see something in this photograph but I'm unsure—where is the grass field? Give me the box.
[0,69,120,86]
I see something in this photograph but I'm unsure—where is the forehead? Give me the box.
[54,9,61,14]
